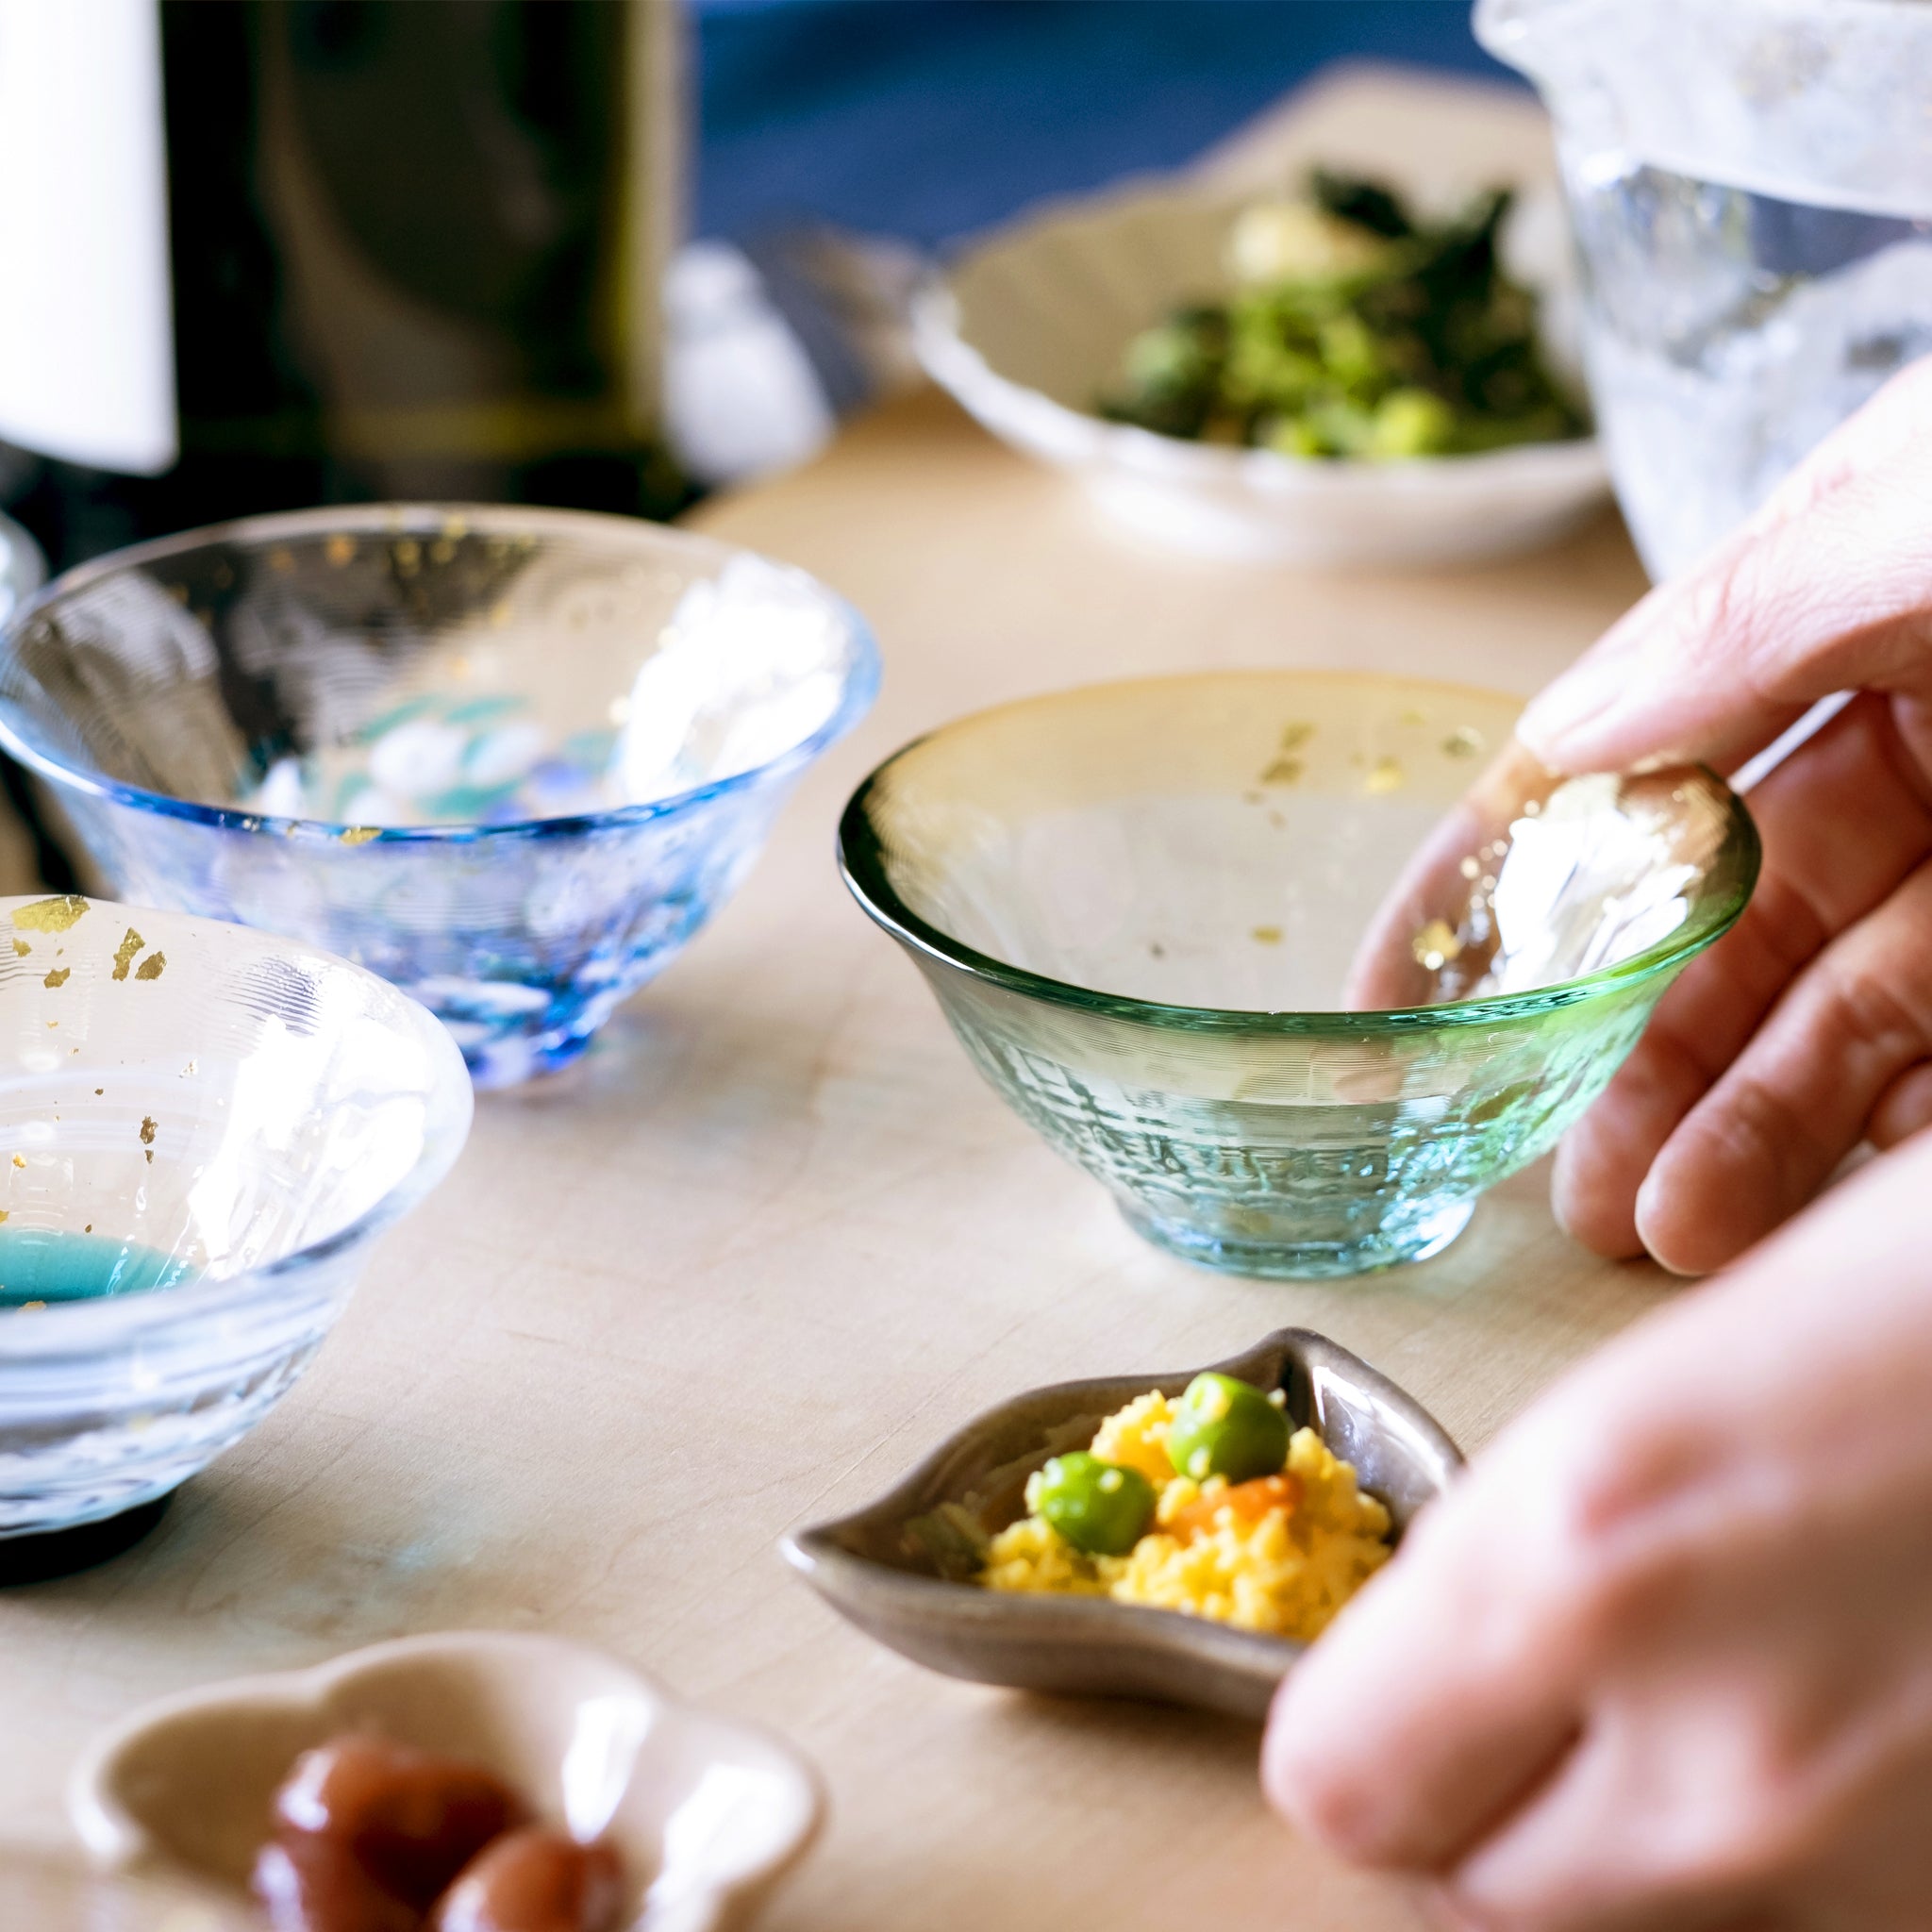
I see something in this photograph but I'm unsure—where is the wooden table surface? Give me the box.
[0,75,1683,1932]
[0,386,1674,1929]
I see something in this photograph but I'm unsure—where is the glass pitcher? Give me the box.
[1476,0,1932,578]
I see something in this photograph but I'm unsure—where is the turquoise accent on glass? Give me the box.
[0,1230,195,1307]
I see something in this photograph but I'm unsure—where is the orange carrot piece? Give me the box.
[1164,1473,1302,1542]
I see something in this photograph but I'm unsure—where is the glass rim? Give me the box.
[0,896,475,1351]
[837,672,1762,1038]
[0,503,883,844]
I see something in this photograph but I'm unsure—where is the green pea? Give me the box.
[1027,1452,1156,1557]
[1167,1373,1290,1484]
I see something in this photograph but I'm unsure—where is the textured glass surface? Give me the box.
[0,506,880,1086]
[0,894,472,1536]
[841,674,1757,1279]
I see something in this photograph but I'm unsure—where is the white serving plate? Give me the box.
[913,175,1609,569]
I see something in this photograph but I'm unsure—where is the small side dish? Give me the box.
[253,1735,623,1932]
[1100,171,1585,459]
[783,1329,1460,1720]
[913,161,1609,565]
[70,1632,824,1932]
[976,1373,1392,1641]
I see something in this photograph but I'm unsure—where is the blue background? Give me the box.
[693,1,1514,247]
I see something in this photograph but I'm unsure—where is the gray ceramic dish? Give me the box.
[780,1328,1461,1721]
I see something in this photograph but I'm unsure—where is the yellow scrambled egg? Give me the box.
[980,1390,1392,1641]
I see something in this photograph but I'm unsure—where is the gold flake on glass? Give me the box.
[1411,919,1463,972]
[13,896,88,934]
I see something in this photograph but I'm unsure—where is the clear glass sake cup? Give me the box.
[0,894,472,1543]
[0,506,880,1087]
[1476,0,1932,580]
[839,672,1757,1279]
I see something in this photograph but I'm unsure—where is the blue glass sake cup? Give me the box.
[0,506,879,1086]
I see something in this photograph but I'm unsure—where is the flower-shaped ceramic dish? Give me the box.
[0,505,880,1087]
[912,175,1608,567]
[840,671,1758,1277]
[782,1327,1459,1721]
[68,1631,824,1932]
[0,893,471,1545]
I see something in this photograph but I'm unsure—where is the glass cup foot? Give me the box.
[0,1491,175,1585]
[1122,1194,1475,1280]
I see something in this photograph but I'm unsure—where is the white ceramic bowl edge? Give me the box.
[914,175,1609,567]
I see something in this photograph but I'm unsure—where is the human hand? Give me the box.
[1512,356,1932,1269]
[1262,1128,1932,1931]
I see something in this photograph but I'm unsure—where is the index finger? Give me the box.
[1262,1465,1584,1871]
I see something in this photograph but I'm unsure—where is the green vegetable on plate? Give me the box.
[1027,1451,1158,1556]
[1166,1373,1291,1485]
[1098,168,1587,461]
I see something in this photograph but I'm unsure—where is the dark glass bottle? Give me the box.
[6,0,689,576]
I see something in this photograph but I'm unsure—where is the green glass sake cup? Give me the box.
[838,671,1757,1279]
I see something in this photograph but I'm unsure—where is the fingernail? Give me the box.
[1259,1705,1309,1814]
[1633,1174,1702,1277]
[1548,1178,1574,1239]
